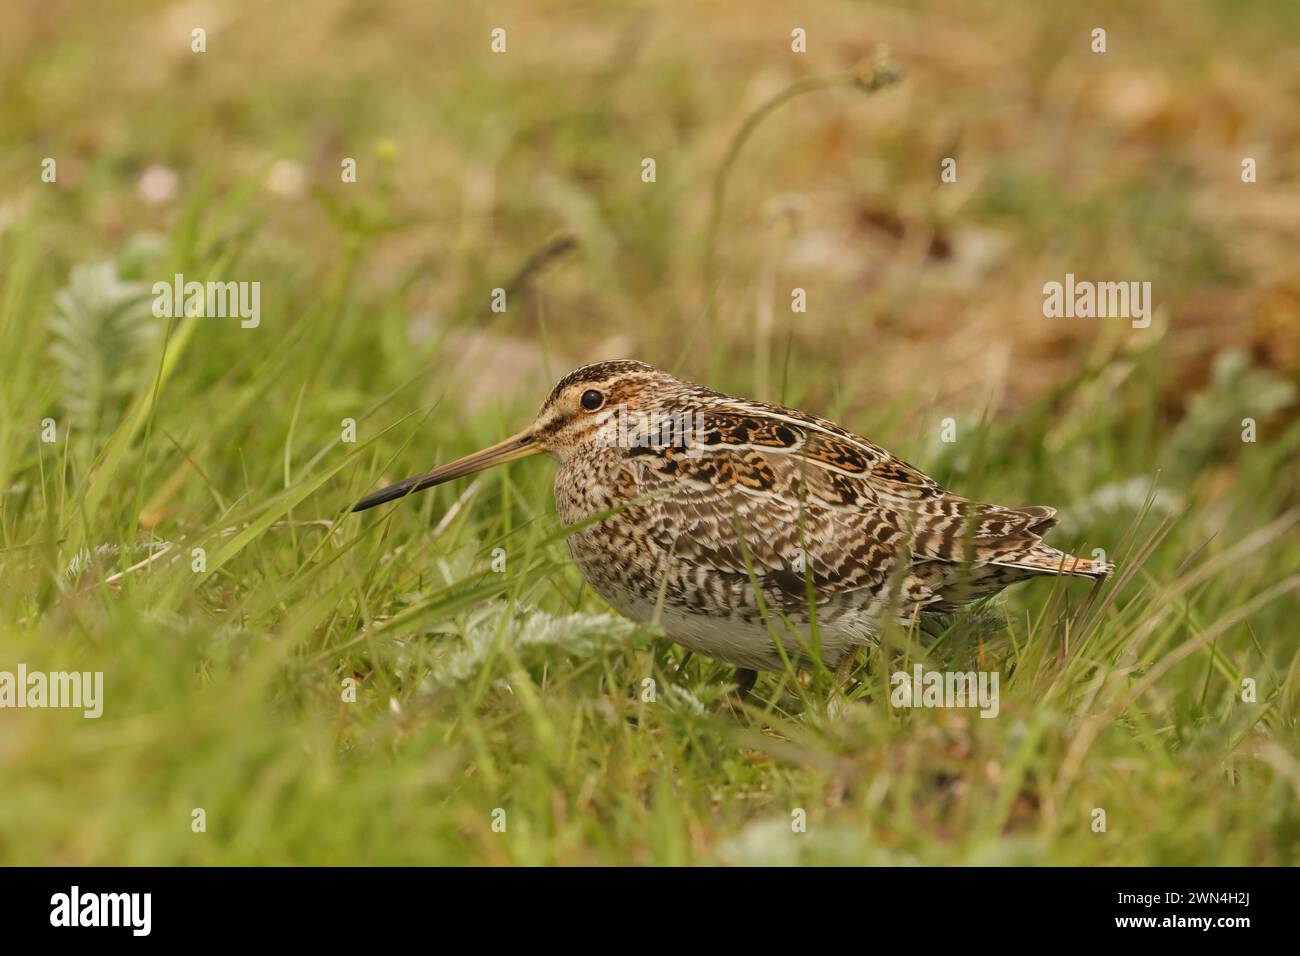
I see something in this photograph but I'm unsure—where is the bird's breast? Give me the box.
[553,450,667,610]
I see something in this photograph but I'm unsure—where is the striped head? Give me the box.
[352,359,699,511]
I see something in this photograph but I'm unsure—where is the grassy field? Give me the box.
[1,0,1297,865]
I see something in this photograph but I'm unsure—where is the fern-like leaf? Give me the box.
[46,261,157,435]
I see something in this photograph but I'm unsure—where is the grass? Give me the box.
[0,0,1298,865]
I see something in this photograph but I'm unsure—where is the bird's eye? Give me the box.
[580,389,604,411]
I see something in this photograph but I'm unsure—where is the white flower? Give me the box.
[137,165,179,205]
[265,159,306,197]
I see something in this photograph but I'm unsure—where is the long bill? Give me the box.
[352,428,540,512]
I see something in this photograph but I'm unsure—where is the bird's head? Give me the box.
[352,359,689,512]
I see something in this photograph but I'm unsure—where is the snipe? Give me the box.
[354,360,1110,674]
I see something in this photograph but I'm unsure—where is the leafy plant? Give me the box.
[46,260,156,437]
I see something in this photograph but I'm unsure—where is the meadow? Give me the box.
[0,0,1296,865]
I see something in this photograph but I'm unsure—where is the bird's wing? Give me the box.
[633,403,1066,575]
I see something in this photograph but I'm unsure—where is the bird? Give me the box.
[353,360,1111,689]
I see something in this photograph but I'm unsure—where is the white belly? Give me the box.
[599,586,877,671]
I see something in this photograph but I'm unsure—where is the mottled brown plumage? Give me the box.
[355,360,1111,671]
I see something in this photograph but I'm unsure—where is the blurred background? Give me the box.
[0,0,1297,865]
[4,0,1297,424]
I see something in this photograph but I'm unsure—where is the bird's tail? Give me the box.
[995,543,1113,579]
